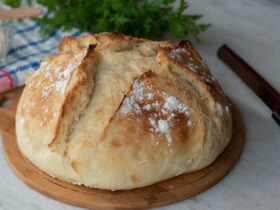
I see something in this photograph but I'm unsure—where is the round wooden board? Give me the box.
[0,87,245,209]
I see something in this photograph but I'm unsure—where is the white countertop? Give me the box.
[1,0,280,209]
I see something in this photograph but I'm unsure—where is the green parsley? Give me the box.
[4,0,210,39]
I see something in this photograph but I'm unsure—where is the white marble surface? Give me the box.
[1,0,280,209]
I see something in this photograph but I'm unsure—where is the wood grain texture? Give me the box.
[0,87,245,209]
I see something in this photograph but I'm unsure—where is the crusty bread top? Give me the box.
[16,33,232,190]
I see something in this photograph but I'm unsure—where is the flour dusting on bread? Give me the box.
[120,76,193,145]
[16,33,232,190]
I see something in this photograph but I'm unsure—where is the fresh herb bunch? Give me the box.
[4,0,210,39]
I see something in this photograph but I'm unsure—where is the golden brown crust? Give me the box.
[49,44,97,148]
[16,33,232,190]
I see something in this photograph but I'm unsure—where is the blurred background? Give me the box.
[0,1,279,210]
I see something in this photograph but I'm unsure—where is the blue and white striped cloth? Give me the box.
[0,18,82,93]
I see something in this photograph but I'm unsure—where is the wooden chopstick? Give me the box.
[0,7,43,20]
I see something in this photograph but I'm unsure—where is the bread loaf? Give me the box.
[16,33,232,190]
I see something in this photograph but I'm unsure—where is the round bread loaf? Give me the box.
[16,33,232,190]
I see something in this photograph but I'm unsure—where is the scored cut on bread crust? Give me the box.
[16,33,232,190]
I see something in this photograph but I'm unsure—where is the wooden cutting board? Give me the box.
[0,87,245,209]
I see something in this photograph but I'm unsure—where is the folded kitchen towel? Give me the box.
[0,18,81,93]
